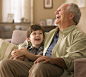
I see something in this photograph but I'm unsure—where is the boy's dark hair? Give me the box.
[27,25,45,38]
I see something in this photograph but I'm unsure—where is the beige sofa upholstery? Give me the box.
[5,30,86,77]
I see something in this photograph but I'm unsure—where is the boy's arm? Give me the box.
[23,54,42,61]
[25,52,42,61]
[12,47,43,61]
[24,45,43,61]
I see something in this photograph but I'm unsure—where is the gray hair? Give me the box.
[67,3,81,25]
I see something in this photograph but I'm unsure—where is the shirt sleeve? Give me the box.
[61,34,86,72]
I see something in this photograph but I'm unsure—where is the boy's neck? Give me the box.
[32,44,41,48]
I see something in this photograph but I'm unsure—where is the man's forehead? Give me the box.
[57,3,69,10]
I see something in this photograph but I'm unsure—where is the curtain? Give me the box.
[2,0,33,23]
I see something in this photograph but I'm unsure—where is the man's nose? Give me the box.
[54,10,59,15]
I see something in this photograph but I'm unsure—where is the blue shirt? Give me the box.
[45,32,59,57]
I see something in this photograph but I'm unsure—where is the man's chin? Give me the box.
[56,20,60,24]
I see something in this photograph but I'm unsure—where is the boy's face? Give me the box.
[28,30,44,48]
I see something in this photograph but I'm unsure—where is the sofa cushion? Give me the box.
[11,30,27,45]
[0,39,18,61]
[74,58,86,77]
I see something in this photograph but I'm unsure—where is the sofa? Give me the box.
[3,30,86,77]
[0,30,28,61]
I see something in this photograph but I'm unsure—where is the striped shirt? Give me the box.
[25,45,44,55]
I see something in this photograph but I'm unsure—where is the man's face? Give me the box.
[55,4,70,26]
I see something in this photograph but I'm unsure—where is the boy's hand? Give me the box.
[11,47,28,58]
[11,49,18,56]
[10,56,14,60]
[13,56,25,61]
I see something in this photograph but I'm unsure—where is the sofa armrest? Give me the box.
[74,58,86,77]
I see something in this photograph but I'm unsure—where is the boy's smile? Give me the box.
[35,38,41,41]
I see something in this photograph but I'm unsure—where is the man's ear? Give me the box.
[69,12,74,20]
[27,37,31,41]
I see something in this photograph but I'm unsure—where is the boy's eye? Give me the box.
[33,33,36,35]
[39,33,42,34]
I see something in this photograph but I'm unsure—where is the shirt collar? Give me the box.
[29,46,33,49]
[29,45,42,50]
[60,25,76,35]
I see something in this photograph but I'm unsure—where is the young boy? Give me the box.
[10,25,45,61]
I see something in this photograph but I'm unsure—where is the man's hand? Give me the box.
[34,56,67,69]
[34,56,56,65]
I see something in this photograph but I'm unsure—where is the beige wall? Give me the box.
[0,0,65,24]
[78,7,86,33]
[0,0,86,33]
[0,0,2,21]
[33,0,65,24]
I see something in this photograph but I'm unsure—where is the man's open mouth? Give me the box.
[57,16,60,18]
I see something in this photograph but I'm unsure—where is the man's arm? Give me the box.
[53,58,67,69]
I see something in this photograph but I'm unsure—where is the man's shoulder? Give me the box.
[72,27,86,39]
[74,27,86,35]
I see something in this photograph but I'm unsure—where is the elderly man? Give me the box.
[29,3,86,77]
[0,3,86,77]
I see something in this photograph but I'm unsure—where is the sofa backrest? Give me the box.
[11,30,27,45]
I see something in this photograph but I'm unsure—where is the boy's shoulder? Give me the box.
[25,45,31,49]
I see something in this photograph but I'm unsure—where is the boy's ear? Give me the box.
[27,37,31,41]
